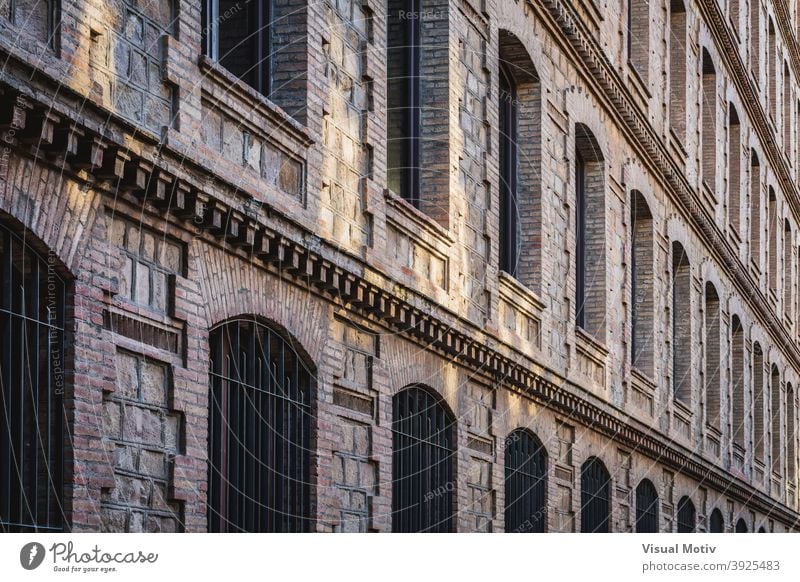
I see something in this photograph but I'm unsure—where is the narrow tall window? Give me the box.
[202,0,272,95]
[771,365,782,476]
[768,188,778,293]
[768,21,777,120]
[0,219,66,532]
[785,220,793,319]
[732,316,747,448]
[580,457,611,533]
[784,63,792,157]
[635,479,659,533]
[387,0,422,206]
[672,242,692,403]
[499,63,518,277]
[705,283,721,431]
[631,191,654,375]
[677,496,696,532]
[575,124,606,341]
[729,106,742,234]
[392,386,455,532]
[504,429,547,533]
[754,342,766,463]
[710,508,725,532]
[701,49,717,193]
[787,385,796,487]
[750,0,761,80]
[628,0,650,82]
[750,152,762,269]
[730,1,740,35]
[208,319,314,532]
[669,1,687,142]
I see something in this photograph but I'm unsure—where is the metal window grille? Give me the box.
[504,429,546,533]
[208,319,313,532]
[709,508,725,533]
[0,222,65,532]
[580,457,610,533]
[392,386,455,532]
[634,479,659,533]
[677,496,696,532]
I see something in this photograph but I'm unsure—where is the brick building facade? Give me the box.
[1,0,800,532]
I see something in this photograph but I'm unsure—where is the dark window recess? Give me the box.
[1,221,66,532]
[387,0,421,206]
[581,457,610,533]
[634,479,659,533]
[677,496,696,532]
[735,518,748,533]
[575,150,587,328]
[709,508,725,533]
[499,63,519,277]
[392,386,455,532]
[208,319,313,532]
[202,0,272,95]
[504,429,546,533]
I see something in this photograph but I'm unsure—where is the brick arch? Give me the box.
[0,208,74,279]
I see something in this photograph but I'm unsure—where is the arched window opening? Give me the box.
[581,457,611,533]
[768,188,778,293]
[735,518,748,532]
[787,385,796,487]
[575,124,606,341]
[672,242,692,403]
[498,31,541,288]
[768,21,777,120]
[635,479,659,533]
[754,342,766,463]
[208,318,314,532]
[504,429,547,533]
[732,316,747,448]
[785,220,793,320]
[750,151,762,269]
[631,191,654,375]
[709,508,725,533]
[392,385,456,532]
[628,0,650,82]
[701,49,717,193]
[677,496,696,532]
[729,106,742,234]
[771,365,782,476]
[705,282,721,430]
[783,63,792,157]
[669,0,687,142]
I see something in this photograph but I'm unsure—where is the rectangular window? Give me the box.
[203,0,272,95]
[6,0,59,48]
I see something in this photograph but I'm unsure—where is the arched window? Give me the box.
[631,191,655,376]
[581,457,611,533]
[709,508,725,533]
[392,385,455,532]
[787,384,796,487]
[771,365,782,476]
[0,219,66,532]
[783,63,792,156]
[635,479,659,533]
[735,517,748,532]
[208,318,314,532]
[677,496,696,532]
[669,0,687,142]
[750,151,762,269]
[705,282,721,431]
[768,21,777,120]
[753,342,766,463]
[785,220,793,319]
[498,31,541,287]
[504,429,547,533]
[729,105,742,234]
[768,188,778,293]
[701,49,717,193]
[672,242,692,403]
[732,316,746,448]
[758,526,767,533]
[575,124,606,341]
[628,0,650,82]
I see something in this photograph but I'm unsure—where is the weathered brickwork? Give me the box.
[2,0,800,534]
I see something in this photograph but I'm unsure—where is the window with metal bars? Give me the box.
[208,318,313,532]
[0,220,66,532]
[580,457,611,533]
[504,429,546,533]
[634,479,659,533]
[677,496,696,532]
[709,508,725,533]
[202,0,272,95]
[392,385,455,532]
